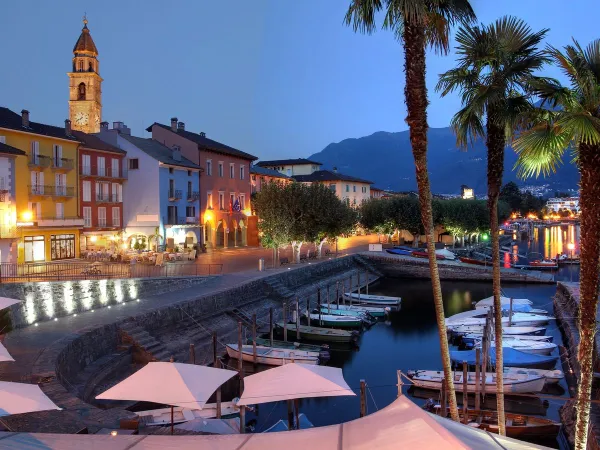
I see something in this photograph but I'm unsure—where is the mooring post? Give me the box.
[365,270,369,295]
[294,398,300,430]
[336,281,340,307]
[238,321,244,392]
[269,307,274,347]
[252,314,257,367]
[360,379,367,417]
[348,275,352,306]
[283,302,288,342]
[462,361,468,424]
[189,343,195,364]
[306,294,310,322]
[296,298,300,340]
[213,331,222,418]
[327,284,331,309]
[240,405,246,434]
[481,325,488,403]
[441,377,447,417]
[475,347,481,411]
[287,399,294,430]
[317,288,322,326]
[509,297,513,327]
[171,405,174,435]
[357,272,361,302]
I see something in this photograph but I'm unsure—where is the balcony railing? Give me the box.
[98,218,107,227]
[28,155,51,168]
[168,189,182,201]
[52,158,74,171]
[163,216,200,226]
[52,186,75,197]
[96,194,121,203]
[22,216,85,227]
[187,191,200,201]
[80,165,128,179]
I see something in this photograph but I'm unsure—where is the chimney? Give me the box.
[65,119,72,136]
[100,121,109,130]
[333,167,338,173]
[199,132,206,138]
[21,110,30,128]
[172,145,182,161]
[177,122,185,131]
[171,117,178,132]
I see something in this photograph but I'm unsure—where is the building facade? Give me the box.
[147,119,257,248]
[68,17,102,134]
[0,141,26,262]
[250,165,291,193]
[0,108,83,263]
[546,197,580,213]
[370,187,384,199]
[97,124,201,250]
[255,158,322,177]
[73,130,127,251]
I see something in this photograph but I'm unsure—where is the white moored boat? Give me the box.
[324,304,389,317]
[446,311,554,327]
[137,399,240,426]
[343,293,401,308]
[503,367,564,385]
[449,325,546,337]
[475,296,532,307]
[407,370,546,394]
[475,304,549,315]
[485,340,557,356]
[226,344,319,366]
[462,334,553,343]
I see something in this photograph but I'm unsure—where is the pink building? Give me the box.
[250,165,291,194]
[147,119,257,248]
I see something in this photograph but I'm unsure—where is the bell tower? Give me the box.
[68,16,102,133]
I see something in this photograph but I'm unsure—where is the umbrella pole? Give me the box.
[269,307,274,347]
[317,289,322,326]
[213,331,222,419]
[283,302,288,342]
[294,399,300,430]
[171,405,174,435]
[336,281,340,308]
[287,399,294,430]
[296,299,300,340]
[240,405,246,434]
[252,313,257,368]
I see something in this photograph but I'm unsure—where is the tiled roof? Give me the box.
[72,131,125,154]
[250,165,290,179]
[256,158,322,167]
[148,123,257,161]
[120,135,201,170]
[0,142,26,157]
[0,107,78,142]
[293,170,373,185]
[73,21,98,54]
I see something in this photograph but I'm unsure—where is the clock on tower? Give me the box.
[68,16,102,133]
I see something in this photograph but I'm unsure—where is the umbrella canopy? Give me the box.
[238,363,355,406]
[96,362,237,410]
[0,341,13,362]
[0,381,61,417]
[0,297,21,311]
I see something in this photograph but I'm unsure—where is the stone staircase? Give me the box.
[119,322,172,362]
[73,350,131,403]
[353,253,385,278]
[264,278,295,302]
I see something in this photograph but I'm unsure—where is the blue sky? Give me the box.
[0,1,597,160]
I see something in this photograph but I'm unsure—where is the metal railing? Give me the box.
[187,191,200,201]
[52,158,74,170]
[164,216,200,225]
[80,165,128,179]
[0,261,222,282]
[168,189,183,201]
[96,194,121,203]
[28,185,75,197]
[28,155,51,168]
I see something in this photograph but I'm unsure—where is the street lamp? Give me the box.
[567,242,575,282]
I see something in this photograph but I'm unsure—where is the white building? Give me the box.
[546,197,579,213]
[0,141,25,262]
[255,158,322,177]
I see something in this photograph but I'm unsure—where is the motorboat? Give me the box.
[449,325,546,337]
[307,313,363,328]
[321,303,389,317]
[226,344,319,366]
[136,398,240,426]
[482,340,557,356]
[475,304,549,315]
[458,256,489,266]
[457,410,561,439]
[435,248,456,260]
[407,369,546,394]
[446,310,554,327]
[451,347,558,369]
[461,334,553,346]
[475,296,532,307]
[344,293,401,309]
[503,367,564,385]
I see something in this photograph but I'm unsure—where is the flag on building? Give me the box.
[233,198,241,212]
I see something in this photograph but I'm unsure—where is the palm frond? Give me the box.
[344,0,384,34]
[513,125,572,178]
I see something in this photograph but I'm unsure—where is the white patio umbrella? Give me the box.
[238,363,355,430]
[0,341,14,362]
[96,362,238,434]
[0,381,61,417]
[0,297,21,311]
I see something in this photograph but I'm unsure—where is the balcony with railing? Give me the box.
[52,186,75,198]
[187,191,200,202]
[163,216,200,226]
[28,155,51,168]
[95,193,121,204]
[168,189,182,201]
[80,165,128,180]
[24,216,85,227]
[52,157,74,171]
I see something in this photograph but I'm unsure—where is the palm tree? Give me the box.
[437,17,549,435]
[514,39,600,450]
[345,0,475,421]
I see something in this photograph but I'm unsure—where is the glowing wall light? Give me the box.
[63,281,74,314]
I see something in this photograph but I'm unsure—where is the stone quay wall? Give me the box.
[362,252,555,284]
[2,276,212,329]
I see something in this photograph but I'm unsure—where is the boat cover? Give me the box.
[0,395,548,449]
[386,248,412,256]
[451,347,558,368]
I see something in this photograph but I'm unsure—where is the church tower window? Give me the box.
[78,83,86,100]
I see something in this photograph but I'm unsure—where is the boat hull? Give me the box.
[451,348,558,369]
[459,410,561,439]
[344,293,401,309]
[137,400,239,425]
[277,323,357,343]
[326,304,388,317]
[308,313,363,328]
[226,344,319,366]
[409,372,545,394]
[450,325,546,337]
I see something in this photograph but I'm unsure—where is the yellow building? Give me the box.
[0,108,83,263]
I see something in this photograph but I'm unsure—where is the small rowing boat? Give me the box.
[412,250,445,260]
[386,248,413,256]
[407,369,546,394]
[449,325,546,337]
[276,323,359,343]
[137,399,240,426]
[485,340,557,356]
[459,256,489,266]
[458,410,561,439]
[226,344,319,366]
[344,293,401,308]
[318,306,369,318]
[461,334,554,345]
[248,337,330,358]
[503,367,564,385]
[451,347,558,369]
[321,304,388,317]
[307,313,363,328]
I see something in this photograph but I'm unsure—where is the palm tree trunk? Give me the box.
[403,19,458,421]
[486,119,506,436]
[574,142,600,450]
